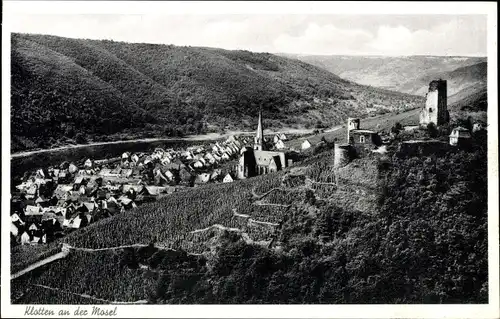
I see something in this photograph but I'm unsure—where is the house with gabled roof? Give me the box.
[449,126,472,146]
[26,184,39,199]
[83,201,96,213]
[99,168,112,176]
[193,160,204,168]
[131,153,142,163]
[161,156,172,164]
[121,168,133,178]
[275,139,286,150]
[472,122,486,133]
[194,173,211,185]
[11,213,25,225]
[21,232,30,245]
[301,139,312,150]
[25,205,43,216]
[68,191,81,203]
[154,169,170,186]
[84,158,94,168]
[210,169,222,181]
[144,186,166,196]
[35,168,49,179]
[223,173,234,183]
[68,163,79,174]
[69,215,82,229]
[35,196,50,207]
[11,223,19,237]
[212,153,222,162]
[164,169,175,181]
[226,135,237,144]
[122,152,131,160]
[54,184,73,199]
[179,167,193,186]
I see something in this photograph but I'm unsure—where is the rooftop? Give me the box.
[452,126,470,132]
[351,129,377,134]
[402,139,446,144]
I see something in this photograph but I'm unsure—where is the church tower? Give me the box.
[254,110,265,151]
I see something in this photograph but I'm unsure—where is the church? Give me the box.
[237,111,291,179]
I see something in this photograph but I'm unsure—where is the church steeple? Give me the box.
[254,109,264,151]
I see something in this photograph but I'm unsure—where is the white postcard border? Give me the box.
[2,1,498,318]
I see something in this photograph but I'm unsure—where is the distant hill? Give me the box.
[282,54,487,96]
[11,33,423,152]
[448,82,487,111]
[399,62,487,96]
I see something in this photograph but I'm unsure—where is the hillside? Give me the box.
[399,62,487,96]
[283,54,486,96]
[11,33,423,152]
[11,108,488,304]
[448,82,487,112]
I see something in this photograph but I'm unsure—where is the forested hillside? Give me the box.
[11,33,423,152]
[284,54,486,96]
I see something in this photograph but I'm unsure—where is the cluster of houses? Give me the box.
[10,136,250,246]
[272,131,313,151]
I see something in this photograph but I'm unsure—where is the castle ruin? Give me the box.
[420,79,449,126]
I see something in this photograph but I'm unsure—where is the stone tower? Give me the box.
[254,110,265,151]
[334,143,354,168]
[347,118,360,143]
[420,80,449,126]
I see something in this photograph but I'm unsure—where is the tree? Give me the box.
[391,122,403,135]
[74,133,87,144]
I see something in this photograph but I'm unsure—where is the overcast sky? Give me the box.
[9,14,487,56]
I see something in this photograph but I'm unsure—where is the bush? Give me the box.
[74,133,87,144]
[427,122,438,138]
[391,122,403,134]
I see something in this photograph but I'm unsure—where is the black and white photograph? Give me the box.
[2,1,498,318]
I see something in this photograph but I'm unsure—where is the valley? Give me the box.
[11,33,423,152]
[284,54,487,96]
[9,32,489,306]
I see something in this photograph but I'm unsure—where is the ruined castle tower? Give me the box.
[334,143,354,169]
[347,118,360,143]
[420,79,449,126]
[254,110,265,151]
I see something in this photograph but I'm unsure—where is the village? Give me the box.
[9,80,486,248]
[9,124,299,247]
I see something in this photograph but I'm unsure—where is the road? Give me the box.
[11,250,70,280]
[11,136,221,159]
